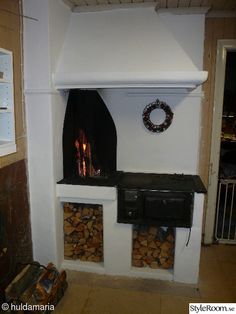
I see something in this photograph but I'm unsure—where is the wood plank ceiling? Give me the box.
[63,0,236,11]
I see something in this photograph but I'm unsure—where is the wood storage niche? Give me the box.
[132,225,175,269]
[64,203,103,262]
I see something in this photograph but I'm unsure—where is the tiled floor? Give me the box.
[55,244,236,314]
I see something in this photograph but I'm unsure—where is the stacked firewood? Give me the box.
[132,225,175,269]
[64,203,103,262]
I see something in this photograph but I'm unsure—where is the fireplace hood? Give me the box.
[54,8,208,90]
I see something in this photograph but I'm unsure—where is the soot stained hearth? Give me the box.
[62,90,117,184]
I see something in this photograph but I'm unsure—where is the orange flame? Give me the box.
[75,139,80,149]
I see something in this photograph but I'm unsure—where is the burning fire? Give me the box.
[75,130,100,178]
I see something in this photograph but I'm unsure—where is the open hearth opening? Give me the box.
[63,90,117,182]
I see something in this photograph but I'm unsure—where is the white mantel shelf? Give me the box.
[54,71,208,90]
[56,183,116,201]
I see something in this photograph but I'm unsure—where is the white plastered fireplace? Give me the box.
[23,0,207,284]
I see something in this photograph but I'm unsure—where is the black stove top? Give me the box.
[117,172,206,193]
[57,171,206,193]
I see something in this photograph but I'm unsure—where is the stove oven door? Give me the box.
[142,191,194,227]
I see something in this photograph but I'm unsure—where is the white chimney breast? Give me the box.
[54,8,207,89]
[23,2,207,284]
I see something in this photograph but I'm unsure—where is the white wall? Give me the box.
[24,0,71,91]
[100,89,202,174]
[23,0,51,90]
[23,0,71,265]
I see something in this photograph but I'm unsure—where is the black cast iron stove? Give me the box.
[117,172,206,228]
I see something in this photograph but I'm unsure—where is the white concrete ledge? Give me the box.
[62,259,105,274]
[0,141,16,157]
[54,71,208,90]
[56,183,117,201]
[129,267,173,281]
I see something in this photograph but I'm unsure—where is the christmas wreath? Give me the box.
[142,99,174,133]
